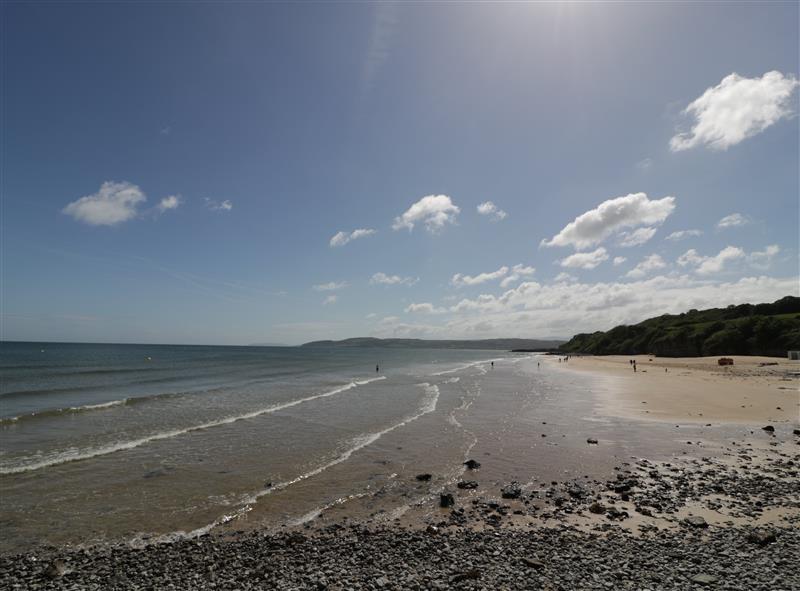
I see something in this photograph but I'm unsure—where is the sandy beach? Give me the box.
[559,355,800,425]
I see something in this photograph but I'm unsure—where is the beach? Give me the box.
[1,346,798,589]
[562,354,800,424]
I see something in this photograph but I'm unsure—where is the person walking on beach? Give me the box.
[376,364,379,373]
[633,360,637,372]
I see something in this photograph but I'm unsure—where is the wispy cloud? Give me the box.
[393,195,460,233]
[330,228,376,247]
[405,302,447,314]
[748,244,780,270]
[677,246,745,275]
[625,254,667,279]
[370,272,418,286]
[541,193,675,250]
[323,295,338,305]
[451,266,509,288]
[476,201,507,221]
[313,281,348,292]
[618,226,657,247]
[671,71,799,151]
[205,198,233,212]
[499,264,535,288]
[62,181,146,226]
[613,256,627,266]
[666,229,703,241]
[717,212,749,229]
[558,247,609,270]
[157,195,182,214]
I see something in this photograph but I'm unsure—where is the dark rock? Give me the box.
[747,529,777,546]
[521,557,545,570]
[415,473,432,482]
[440,493,455,508]
[762,425,775,432]
[684,516,708,528]
[463,459,481,470]
[43,559,66,579]
[691,573,719,585]
[450,569,481,583]
[457,480,478,490]
[586,438,599,444]
[501,482,522,499]
[589,502,605,514]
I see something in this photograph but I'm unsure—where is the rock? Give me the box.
[425,525,439,535]
[586,438,598,444]
[440,493,455,508]
[762,425,775,433]
[415,473,432,482]
[521,557,545,570]
[793,429,800,436]
[457,480,478,490]
[691,573,718,585]
[375,575,390,587]
[43,559,66,579]
[500,482,522,499]
[683,516,708,528]
[463,459,481,470]
[747,529,777,546]
[588,502,606,514]
[450,569,481,583]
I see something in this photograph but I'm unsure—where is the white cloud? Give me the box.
[677,249,703,267]
[323,295,338,305]
[205,198,233,212]
[476,201,507,221]
[618,226,657,247]
[62,181,146,226]
[554,272,577,283]
[558,247,609,270]
[451,266,509,288]
[670,71,800,151]
[677,246,745,275]
[365,312,378,319]
[636,157,654,171]
[372,275,798,341]
[393,195,460,232]
[499,264,535,288]
[717,213,749,229]
[749,245,780,270]
[329,228,377,247]
[370,272,418,286]
[541,193,676,250]
[313,281,348,291]
[157,195,181,213]
[405,302,447,314]
[625,254,667,279]
[666,229,703,241]
[613,256,627,266]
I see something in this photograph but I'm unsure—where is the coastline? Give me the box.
[3,354,799,589]
[554,354,800,425]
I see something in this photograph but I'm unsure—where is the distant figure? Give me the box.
[376,364,379,373]
[633,361,637,372]
[665,367,668,373]
[538,362,540,369]
[491,361,494,368]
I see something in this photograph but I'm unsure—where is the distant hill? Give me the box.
[559,296,800,357]
[300,337,564,351]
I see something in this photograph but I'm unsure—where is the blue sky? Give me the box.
[2,2,798,345]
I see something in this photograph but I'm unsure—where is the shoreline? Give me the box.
[553,354,800,424]
[3,354,799,589]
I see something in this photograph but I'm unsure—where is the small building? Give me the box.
[789,351,800,361]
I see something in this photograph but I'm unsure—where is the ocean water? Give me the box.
[0,342,713,553]
[0,342,521,548]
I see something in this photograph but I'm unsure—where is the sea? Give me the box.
[0,341,695,553]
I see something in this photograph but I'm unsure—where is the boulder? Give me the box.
[683,516,708,528]
[463,459,481,470]
[747,529,777,546]
[415,473,432,482]
[586,438,599,445]
[501,482,522,499]
[440,493,455,508]
[457,480,478,490]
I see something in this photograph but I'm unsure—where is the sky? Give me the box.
[2,2,799,346]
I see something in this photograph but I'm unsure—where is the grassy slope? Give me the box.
[559,296,800,357]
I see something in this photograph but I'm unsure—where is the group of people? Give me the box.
[629,359,637,372]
